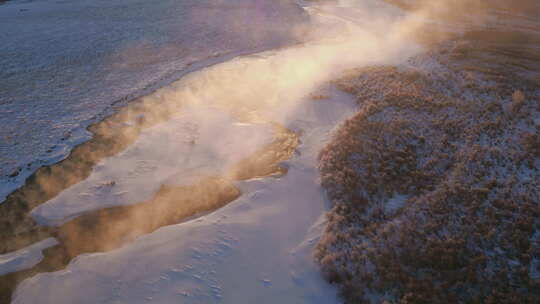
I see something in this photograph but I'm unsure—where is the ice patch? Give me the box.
[0,238,58,276]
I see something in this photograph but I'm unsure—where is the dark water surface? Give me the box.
[0,0,306,198]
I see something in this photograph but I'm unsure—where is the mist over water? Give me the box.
[0,0,479,202]
[0,0,306,200]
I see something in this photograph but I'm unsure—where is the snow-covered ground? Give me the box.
[14,86,358,304]
[6,0,424,302]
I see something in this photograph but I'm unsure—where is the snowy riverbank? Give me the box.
[3,0,426,302]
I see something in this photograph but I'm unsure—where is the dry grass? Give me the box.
[315,36,540,303]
